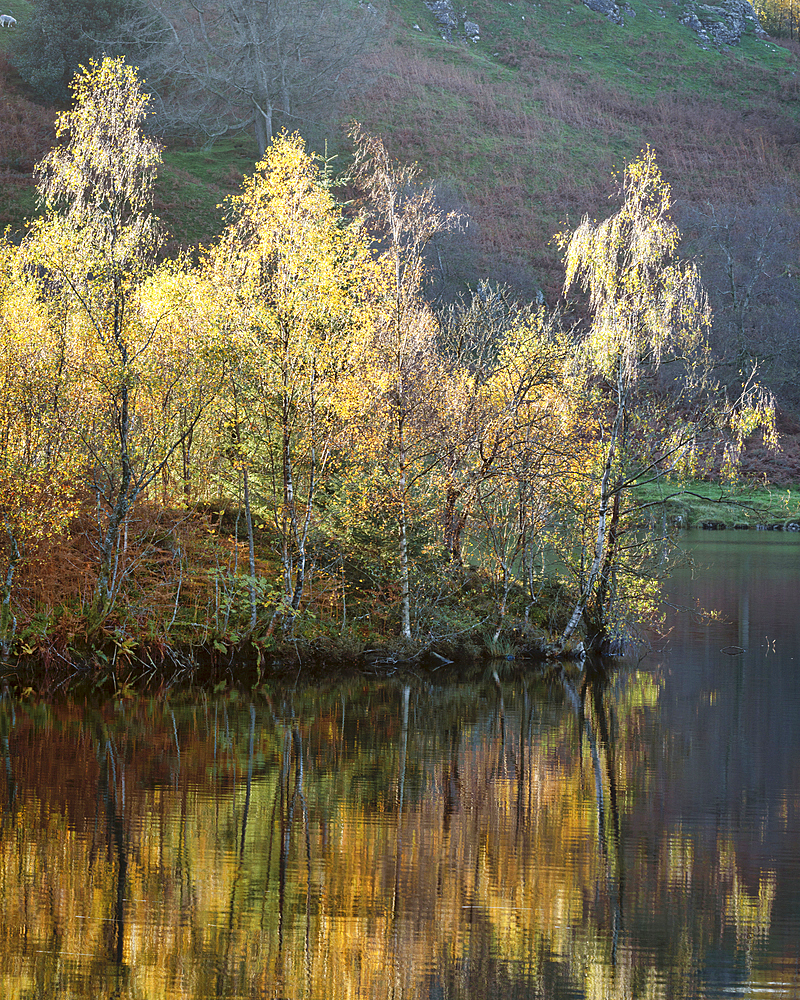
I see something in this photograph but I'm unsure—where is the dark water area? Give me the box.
[1,531,799,999]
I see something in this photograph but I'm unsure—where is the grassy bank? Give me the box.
[636,479,800,528]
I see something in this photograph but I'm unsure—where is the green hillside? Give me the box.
[2,0,798,295]
[347,0,799,298]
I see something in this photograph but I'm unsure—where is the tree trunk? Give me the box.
[182,423,193,500]
[443,484,466,567]
[254,100,273,158]
[560,371,627,647]
[0,523,20,657]
[397,408,412,640]
[241,464,258,635]
[232,387,258,634]
[96,372,135,610]
[595,480,622,638]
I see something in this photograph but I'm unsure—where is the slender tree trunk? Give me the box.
[397,407,412,640]
[340,550,347,633]
[95,294,138,611]
[233,387,257,634]
[286,366,319,614]
[443,484,466,567]
[595,480,622,637]
[0,523,20,657]
[281,386,295,604]
[97,373,135,610]
[182,423,193,500]
[241,465,258,635]
[560,371,627,647]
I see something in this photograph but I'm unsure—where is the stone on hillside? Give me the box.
[679,0,767,46]
[421,1,480,43]
[583,0,635,25]
[581,0,764,37]
[425,0,458,39]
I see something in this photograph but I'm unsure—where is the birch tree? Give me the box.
[349,126,461,640]
[558,150,710,649]
[558,149,773,650]
[23,58,215,611]
[209,133,377,630]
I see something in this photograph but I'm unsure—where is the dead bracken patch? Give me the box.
[351,32,799,304]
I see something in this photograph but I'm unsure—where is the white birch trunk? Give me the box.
[559,370,627,647]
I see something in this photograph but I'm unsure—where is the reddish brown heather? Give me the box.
[0,52,56,227]
[350,41,800,301]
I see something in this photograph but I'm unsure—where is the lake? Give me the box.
[1,530,799,999]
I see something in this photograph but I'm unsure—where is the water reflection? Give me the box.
[0,535,799,999]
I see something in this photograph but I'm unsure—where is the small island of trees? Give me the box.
[0,58,777,692]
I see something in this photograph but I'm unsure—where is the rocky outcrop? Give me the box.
[583,0,635,26]
[464,19,480,41]
[679,0,768,46]
[420,0,764,48]
[423,0,479,42]
[425,0,457,39]
[578,0,765,40]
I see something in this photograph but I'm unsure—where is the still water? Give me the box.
[1,531,799,999]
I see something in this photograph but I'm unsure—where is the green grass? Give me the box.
[634,478,800,528]
[156,136,260,249]
[0,0,32,49]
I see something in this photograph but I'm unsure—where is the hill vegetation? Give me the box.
[3,0,799,404]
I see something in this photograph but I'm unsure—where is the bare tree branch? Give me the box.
[125,0,384,155]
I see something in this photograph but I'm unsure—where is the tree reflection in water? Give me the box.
[0,663,797,999]
[93,719,128,967]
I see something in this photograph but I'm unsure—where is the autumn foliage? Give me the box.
[0,59,774,678]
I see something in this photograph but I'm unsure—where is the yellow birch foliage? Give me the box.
[0,244,82,547]
[135,262,225,502]
[562,147,711,390]
[205,132,383,612]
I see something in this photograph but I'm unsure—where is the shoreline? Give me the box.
[1,631,596,699]
[4,507,800,700]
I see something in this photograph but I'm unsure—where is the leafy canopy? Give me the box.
[34,56,161,255]
[561,147,710,388]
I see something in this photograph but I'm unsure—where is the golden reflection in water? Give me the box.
[0,673,794,1000]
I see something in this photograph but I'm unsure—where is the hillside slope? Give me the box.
[3,0,797,265]
[2,0,799,412]
[348,0,799,297]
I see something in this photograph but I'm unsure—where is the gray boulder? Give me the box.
[680,0,767,46]
[583,0,635,25]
